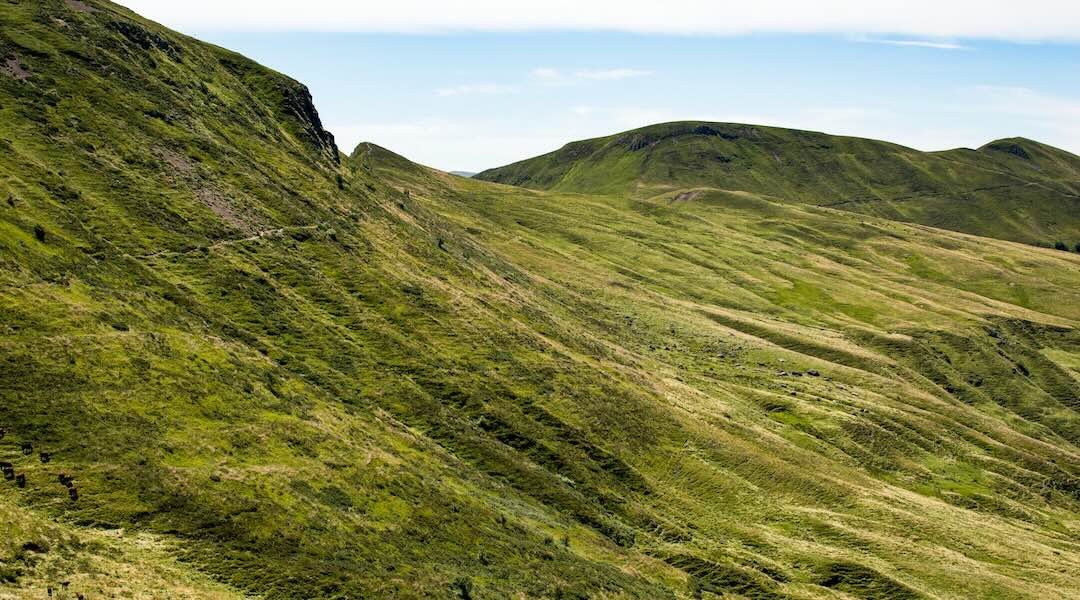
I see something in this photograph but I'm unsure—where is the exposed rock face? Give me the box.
[281,81,339,164]
[64,0,96,13]
[1,56,30,81]
[620,123,745,151]
[218,53,340,165]
[107,21,182,58]
[984,140,1033,160]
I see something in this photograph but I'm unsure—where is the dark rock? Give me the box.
[21,441,32,455]
[107,21,182,58]
[15,474,25,488]
[68,487,79,501]
[280,82,340,164]
[985,141,1032,160]
[623,123,742,151]
[807,369,821,377]
[39,452,50,464]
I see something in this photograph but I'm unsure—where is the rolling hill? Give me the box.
[2,2,1079,599]
[474,121,1080,248]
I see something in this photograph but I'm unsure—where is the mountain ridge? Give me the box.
[1,2,1079,599]
[474,121,1080,248]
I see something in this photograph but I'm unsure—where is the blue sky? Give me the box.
[118,2,1080,171]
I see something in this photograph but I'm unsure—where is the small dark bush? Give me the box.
[1074,243,1080,253]
[1054,241,1068,251]
[452,577,473,600]
[33,224,45,242]
[21,541,47,554]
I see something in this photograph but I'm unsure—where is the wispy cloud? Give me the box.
[971,85,1080,119]
[115,1,1080,41]
[531,68,563,82]
[860,37,970,50]
[575,68,654,80]
[532,67,654,85]
[435,83,518,97]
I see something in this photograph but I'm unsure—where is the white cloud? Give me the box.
[971,85,1080,119]
[115,1,1080,40]
[532,68,653,85]
[574,68,654,80]
[435,83,517,97]
[860,38,970,50]
[531,68,563,82]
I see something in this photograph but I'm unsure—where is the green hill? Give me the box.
[2,2,1079,599]
[474,121,1080,248]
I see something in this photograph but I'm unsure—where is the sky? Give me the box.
[115,1,1080,172]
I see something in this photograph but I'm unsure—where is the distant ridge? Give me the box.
[3,2,1080,598]
[476,121,1080,247]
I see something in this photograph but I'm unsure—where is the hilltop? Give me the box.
[475,121,1080,248]
[1,2,1079,599]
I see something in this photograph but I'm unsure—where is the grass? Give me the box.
[475,121,1080,248]
[0,2,1078,598]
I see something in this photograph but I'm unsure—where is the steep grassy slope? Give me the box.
[474,122,1080,248]
[0,3,677,597]
[365,144,1080,599]
[2,2,1079,599]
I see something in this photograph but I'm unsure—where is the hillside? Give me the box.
[2,2,1080,599]
[474,121,1080,248]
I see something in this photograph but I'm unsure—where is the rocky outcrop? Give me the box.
[619,123,744,152]
[280,80,339,164]
[983,140,1033,160]
[107,21,182,58]
[217,52,340,165]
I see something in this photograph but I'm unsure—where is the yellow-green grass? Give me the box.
[0,2,1078,598]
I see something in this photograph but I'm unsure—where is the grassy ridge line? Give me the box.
[473,121,1080,247]
[0,1,1078,598]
